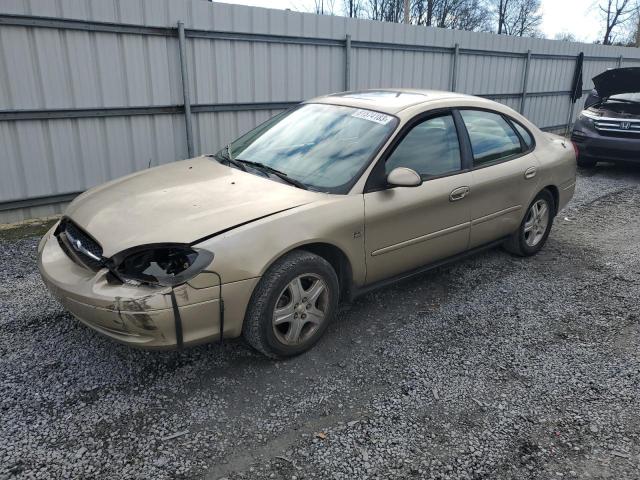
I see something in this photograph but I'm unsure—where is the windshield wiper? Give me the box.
[238,160,309,190]
[208,149,308,190]
[208,145,247,171]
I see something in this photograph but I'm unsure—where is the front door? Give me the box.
[363,113,472,284]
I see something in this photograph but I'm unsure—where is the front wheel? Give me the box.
[503,190,555,257]
[242,250,339,358]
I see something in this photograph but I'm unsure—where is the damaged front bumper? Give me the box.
[37,225,258,349]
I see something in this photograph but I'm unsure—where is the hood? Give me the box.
[592,67,640,99]
[65,157,323,257]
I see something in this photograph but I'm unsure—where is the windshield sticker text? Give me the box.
[351,109,393,125]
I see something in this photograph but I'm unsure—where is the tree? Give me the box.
[314,0,337,15]
[554,31,577,42]
[600,0,637,45]
[496,0,508,33]
[411,0,492,31]
[293,0,519,34]
[365,0,404,22]
[493,0,542,37]
[343,0,365,17]
[626,3,640,45]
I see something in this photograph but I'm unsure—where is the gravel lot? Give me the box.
[1,165,639,480]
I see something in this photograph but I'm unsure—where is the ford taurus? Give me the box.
[38,89,577,357]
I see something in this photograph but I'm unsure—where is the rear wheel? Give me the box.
[503,190,555,257]
[243,250,339,358]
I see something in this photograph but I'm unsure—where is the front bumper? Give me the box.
[571,124,640,163]
[38,226,258,349]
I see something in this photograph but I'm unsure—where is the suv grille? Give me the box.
[56,219,104,271]
[594,118,640,135]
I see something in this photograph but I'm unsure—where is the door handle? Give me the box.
[449,186,470,202]
[524,167,537,179]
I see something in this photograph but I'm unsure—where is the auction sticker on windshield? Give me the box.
[351,109,394,125]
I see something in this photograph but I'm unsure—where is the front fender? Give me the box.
[194,194,366,287]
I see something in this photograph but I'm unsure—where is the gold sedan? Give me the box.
[38,90,576,357]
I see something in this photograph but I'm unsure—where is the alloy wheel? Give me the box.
[272,274,329,346]
[523,199,550,247]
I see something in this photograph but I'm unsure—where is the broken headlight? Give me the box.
[113,245,214,287]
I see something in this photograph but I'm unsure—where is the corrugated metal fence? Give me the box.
[1,0,639,222]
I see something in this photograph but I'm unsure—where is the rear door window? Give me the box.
[460,110,523,166]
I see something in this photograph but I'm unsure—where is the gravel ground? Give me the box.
[1,164,639,480]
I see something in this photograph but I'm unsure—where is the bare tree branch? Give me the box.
[493,0,542,37]
[411,0,491,31]
[343,0,366,17]
[600,0,637,44]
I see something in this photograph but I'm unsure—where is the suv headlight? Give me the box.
[112,245,214,287]
[579,110,599,122]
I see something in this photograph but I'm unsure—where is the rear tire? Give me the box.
[503,189,555,257]
[242,250,339,359]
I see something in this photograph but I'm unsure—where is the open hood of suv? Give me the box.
[593,67,640,99]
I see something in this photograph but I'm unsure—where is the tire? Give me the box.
[503,189,555,257]
[242,250,339,358]
[577,157,597,168]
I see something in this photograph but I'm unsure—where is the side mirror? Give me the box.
[386,167,422,188]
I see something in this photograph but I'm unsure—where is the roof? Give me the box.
[308,89,474,114]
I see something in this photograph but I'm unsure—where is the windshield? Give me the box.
[215,103,398,193]
[609,92,640,102]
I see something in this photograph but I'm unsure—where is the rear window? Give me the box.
[511,121,534,150]
[460,110,523,166]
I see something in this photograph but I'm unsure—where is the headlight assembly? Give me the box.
[579,110,599,122]
[112,245,214,287]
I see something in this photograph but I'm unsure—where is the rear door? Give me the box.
[457,109,540,248]
[363,111,472,284]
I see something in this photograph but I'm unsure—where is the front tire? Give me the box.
[242,250,339,358]
[503,189,555,257]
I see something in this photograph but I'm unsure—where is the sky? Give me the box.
[211,0,606,43]
[539,0,602,43]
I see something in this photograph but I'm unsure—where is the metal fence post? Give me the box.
[451,43,459,91]
[519,50,531,114]
[345,34,352,91]
[617,55,623,68]
[178,21,194,158]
